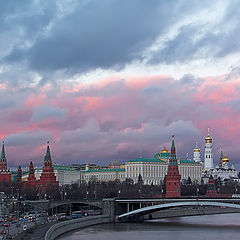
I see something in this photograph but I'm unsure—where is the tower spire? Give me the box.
[1,141,6,159]
[220,148,223,160]
[171,135,176,155]
[44,141,52,165]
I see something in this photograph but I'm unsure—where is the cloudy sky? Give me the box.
[1,0,240,168]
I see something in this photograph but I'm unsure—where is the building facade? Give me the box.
[125,147,202,185]
[80,168,125,183]
[34,165,80,186]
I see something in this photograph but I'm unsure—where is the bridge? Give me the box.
[118,200,240,221]
[24,198,240,222]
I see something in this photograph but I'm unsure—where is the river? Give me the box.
[58,213,240,240]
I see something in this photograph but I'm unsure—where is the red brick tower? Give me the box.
[39,142,59,191]
[206,175,218,197]
[16,165,22,183]
[0,142,12,182]
[165,136,181,198]
[27,161,37,186]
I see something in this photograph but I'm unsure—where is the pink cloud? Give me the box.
[2,71,240,168]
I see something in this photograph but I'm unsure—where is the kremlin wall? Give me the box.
[0,130,239,191]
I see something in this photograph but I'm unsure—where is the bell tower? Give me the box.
[204,128,213,170]
[193,142,201,162]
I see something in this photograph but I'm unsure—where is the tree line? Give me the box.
[0,175,239,201]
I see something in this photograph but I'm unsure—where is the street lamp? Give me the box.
[64,192,67,200]
[86,191,89,200]
[118,189,121,198]
[196,187,199,200]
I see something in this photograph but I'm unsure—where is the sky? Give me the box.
[0,0,240,168]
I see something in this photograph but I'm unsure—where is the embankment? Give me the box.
[45,215,111,240]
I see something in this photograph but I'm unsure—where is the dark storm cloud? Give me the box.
[0,0,57,50]
[5,0,196,72]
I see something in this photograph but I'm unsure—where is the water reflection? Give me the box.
[58,213,240,240]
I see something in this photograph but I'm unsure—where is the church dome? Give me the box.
[205,128,212,143]
[194,147,200,152]
[222,154,229,162]
[161,147,168,153]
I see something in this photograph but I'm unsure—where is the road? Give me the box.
[0,216,52,239]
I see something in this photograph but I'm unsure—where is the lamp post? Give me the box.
[86,191,89,200]
[196,187,199,200]
[16,189,20,235]
[118,189,121,199]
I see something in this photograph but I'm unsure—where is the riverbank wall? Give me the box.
[45,215,111,240]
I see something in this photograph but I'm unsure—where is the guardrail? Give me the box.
[45,215,111,240]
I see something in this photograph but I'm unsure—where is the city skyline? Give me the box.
[0,1,240,167]
[1,130,236,170]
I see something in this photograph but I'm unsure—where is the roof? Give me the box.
[126,158,167,164]
[1,143,6,160]
[154,152,170,158]
[52,164,79,171]
[126,157,202,165]
[179,159,202,165]
[83,168,125,173]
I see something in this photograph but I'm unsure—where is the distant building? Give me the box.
[193,142,201,163]
[26,161,37,187]
[212,149,238,182]
[38,142,59,191]
[165,136,181,198]
[80,167,125,183]
[35,164,80,186]
[125,141,202,185]
[16,166,22,183]
[0,142,12,182]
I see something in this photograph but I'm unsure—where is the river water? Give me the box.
[58,213,240,240]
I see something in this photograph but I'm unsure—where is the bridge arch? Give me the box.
[118,201,240,220]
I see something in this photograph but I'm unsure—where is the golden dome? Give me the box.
[161,147,168,153]
[222,154,229,162]
[205,128,212,143]
[194,148,200,152]
[194,142,200,152]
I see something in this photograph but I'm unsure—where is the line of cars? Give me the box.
[53,209,102,221]
[0,212,46,239]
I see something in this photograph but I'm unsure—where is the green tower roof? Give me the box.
[44,141,52,164]
[171,136,175,150]
[1,142,6,159]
